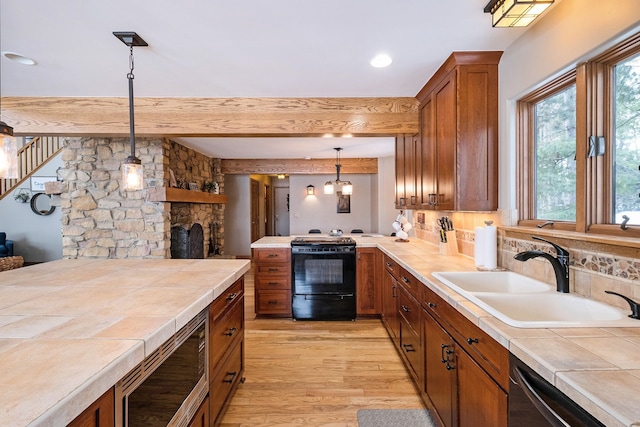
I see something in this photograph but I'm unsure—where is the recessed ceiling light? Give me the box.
[370,54,392,68]
[1,51,37,66]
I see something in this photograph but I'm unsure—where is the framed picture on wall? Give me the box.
[337,191,350,214]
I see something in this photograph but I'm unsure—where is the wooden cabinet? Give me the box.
[398,284,423,385]
[209,277,245,426]
[67,388,114,427]
[422,285,508,427]
[381,254,400,341]
[415,51,502,211]
[356,247,380,315]
[187,396,210,427]
[253,248,291,317]
[395,133,421,209]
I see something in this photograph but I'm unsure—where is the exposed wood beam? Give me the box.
[221,158,378,174]
[2,97,419,137]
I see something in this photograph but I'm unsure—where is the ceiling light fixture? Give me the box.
[1,51,37,66]
[370,54,392,68]
[324,147,353,195]
[113,31,148,191]
[484,0,554,27]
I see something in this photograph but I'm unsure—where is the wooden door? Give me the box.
[457,347,507,427]
[250,179,260,243]
[356,247,379,315]
[433,69,456,211]
[424,311,456,427]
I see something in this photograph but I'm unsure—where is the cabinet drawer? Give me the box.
[210,296,244,374]
[255,275,291,290]
[422,286,509,389]
[398,267,420,300]
[383,254,399,278]
[256,290,291,316]
[210,339,243,425]
[256,264,290,276]
[211,278,244,321]
[398,285,420,336]
[399,315,422,383]
[254,248,291,263]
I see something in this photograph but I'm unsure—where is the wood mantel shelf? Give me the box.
[148,187,228,204]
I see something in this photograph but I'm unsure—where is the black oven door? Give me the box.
[291,247,356,320]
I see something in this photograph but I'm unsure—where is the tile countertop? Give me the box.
[252,235,640,427]
[0,258,251,427]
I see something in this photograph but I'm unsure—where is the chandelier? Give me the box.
[324,147,353,195]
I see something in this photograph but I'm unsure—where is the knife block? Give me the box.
[439,230,459,256]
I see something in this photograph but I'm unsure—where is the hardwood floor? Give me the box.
[219,267,425,427]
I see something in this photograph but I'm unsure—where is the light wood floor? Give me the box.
[219,267,425,427]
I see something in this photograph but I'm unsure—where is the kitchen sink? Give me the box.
[432,271,553,294]
[472,293,632,328]
[432,271,639,328]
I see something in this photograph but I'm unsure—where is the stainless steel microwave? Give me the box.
[115,309,208,427]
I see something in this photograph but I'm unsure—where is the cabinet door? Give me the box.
[433,69,456,211]
[395,134,407,208]
[187,396,209,427]
[423,311,456,427]
[420,95,436,209]
[457,346,507,427]
[67,388,114,427]
[356,247,380,315]
[381,271,399,341]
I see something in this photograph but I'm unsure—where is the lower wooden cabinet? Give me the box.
[356,247,380,315]
[187,396,210,427]
[253,248,292,317]
[67,388,114,427]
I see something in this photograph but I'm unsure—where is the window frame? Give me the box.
[517,31,640,238]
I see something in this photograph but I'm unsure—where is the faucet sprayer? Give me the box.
[514,236,570,293]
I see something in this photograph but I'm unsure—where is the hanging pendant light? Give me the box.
[114,32,148,191]
[324,147,353,195]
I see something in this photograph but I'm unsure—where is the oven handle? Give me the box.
[302,294,355,300]
[512,366,570,427]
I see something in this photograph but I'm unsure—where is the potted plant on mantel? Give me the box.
[204,181,219,194]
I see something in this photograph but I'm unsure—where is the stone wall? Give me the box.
[59,137,224,259]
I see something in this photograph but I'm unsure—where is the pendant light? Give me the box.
[114,32,148,191]
[324,147,353,195]
[0,50,18,178]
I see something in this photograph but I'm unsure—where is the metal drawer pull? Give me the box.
[224,327,237,336]
[427,302,437,308]
[267,253,278,257]
[467,338,479,345]
[402,344,415,353]
[268,300,279,305]
[402,276,410,284]
[268,267,279,272]
[223,371,237,383]
[386,262,393,268]
[226,292,237,301]
[268,281,279,285]
[401,304,410,312]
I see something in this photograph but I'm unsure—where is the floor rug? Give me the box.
[357,409,435,427]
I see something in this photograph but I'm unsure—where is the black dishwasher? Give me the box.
[509,354,605,427]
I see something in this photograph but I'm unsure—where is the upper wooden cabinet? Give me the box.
[415,51,502,212]
[395,133,421,209]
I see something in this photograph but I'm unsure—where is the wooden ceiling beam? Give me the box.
[2,97,419,137]
[221,158,378,175]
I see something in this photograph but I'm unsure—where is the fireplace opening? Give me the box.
[171,223,204,259]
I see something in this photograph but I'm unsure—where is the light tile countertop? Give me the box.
[253,235,640,427]
[0,258,250,427]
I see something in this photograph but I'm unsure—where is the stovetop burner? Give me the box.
[291,236,356,246]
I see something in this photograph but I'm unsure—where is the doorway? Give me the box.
[274,185,290,236]
[250,179,260,243]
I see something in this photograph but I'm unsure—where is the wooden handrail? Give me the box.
[0,136,63,201]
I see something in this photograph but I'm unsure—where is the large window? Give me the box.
[518,32,640,237]
[613,52,640,225]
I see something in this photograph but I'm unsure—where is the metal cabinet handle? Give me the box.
[224,327,237,336]
[267,281,279,285]
[226,292,237,301]
[427,302,437,308]
[401,276,410,284]
[268,300,279,305]
[386,261,393,268]
[267,253,279,257]
[223,371,237,383]
[401,305,410,312]
[402,343,415,353]
[268,267,279,272]
[467,338,479,345]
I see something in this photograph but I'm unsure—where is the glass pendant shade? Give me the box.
[122,156,144,191]
[324,181,334,194]
[0,122,18,179]
[342,182,353,195]
[325,147,353,195]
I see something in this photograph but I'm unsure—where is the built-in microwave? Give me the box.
[115,309,208,427]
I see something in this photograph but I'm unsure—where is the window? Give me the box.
[613,52,640,225]
[517,31,640,237]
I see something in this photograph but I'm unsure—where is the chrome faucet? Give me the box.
[514,236,570,293]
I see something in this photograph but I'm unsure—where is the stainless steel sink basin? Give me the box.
[432,271,553,294]
[432,271,639,328]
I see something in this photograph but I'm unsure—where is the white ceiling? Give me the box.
[0,0,533,159]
